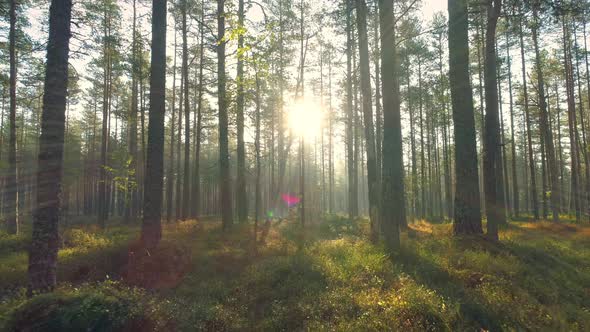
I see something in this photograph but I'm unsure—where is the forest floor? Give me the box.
[1,215,589,331]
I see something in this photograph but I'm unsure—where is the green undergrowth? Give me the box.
[0,280,172,331]
[1,216,589,331]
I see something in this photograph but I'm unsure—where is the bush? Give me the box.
[0,281,171,332]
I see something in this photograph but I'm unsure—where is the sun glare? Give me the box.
[288,99,323,140]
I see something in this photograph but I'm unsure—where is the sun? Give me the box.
[287,99,323,140]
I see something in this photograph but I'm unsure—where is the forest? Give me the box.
[0,0,589,330]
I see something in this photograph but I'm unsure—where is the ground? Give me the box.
[1,215,589,331]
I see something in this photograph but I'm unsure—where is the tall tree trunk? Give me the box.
[27,0,72,294]
[346,0,357,219]
[175,72,183,219]
[218,0,233,229]
[483,0,504,240]
[355,0,379,242]
[166,29,177,222]
[378,0,405,250]
[182,0,191,220]
[573,23,590,218]
[254,68,262,237]
[438,33,453,219]
[532,2,559,222]
[141,0,167,249]
[562,17,581,221]
[192,2,205,218]
[6,0,19,234]
[127,0,139,221]
[373,9,382,191]
[418,57,426,219]
[519,10,539,220]
[407,53,418,220]
[236,0,248,223]
[448,0,483,235]
[555,84,565,212]
[505,27,519,217]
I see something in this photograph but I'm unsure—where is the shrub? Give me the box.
[1,281,171,332]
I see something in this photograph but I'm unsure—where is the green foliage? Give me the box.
[0,281,170,332]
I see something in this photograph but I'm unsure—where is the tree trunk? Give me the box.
[505,27,519,217]
[192,2,205,218]
[218,0,233,229]
[141,0,167,249]
[562,17,581,221]
[356,0,379,242]
[378,0,405,250]
[519,11,539,220]
[126,0,139,221]
[236,0,248,223]
[483,0,504,240]
[166,29,177,222]
[531,2,559,222]
[27,0,72,294]
[448,0,483,235]
[182,0,191,220]
[346,0,357,219]
[6,0,19,234]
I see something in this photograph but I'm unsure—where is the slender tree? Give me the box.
[218,0,233,229]
[356,0,379,242]
[236,0,248,223]
[6,0,19,234]
[531,0,559,222]
[181,0,191,220]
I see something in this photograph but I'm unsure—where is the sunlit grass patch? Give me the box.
[1,215,589,331]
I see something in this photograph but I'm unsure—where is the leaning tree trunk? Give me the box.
[141,0,167,249]
[448,0,483,235]
[28,0,72,295]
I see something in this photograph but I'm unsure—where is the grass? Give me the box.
[1,215,589,331]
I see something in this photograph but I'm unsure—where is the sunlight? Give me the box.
[287,99,323,140]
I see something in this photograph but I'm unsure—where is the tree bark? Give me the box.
[483,0,504,240]
[236,0,248,223]
[28,0,72,295]
[141,0,167,249]
[346,0,357,219]
[182,0,191,220]
[448,0,483,235]
[6,0,19,234]
[531,2,559,222]
[519,10,539,220]
[218,0,233,229]
[356,0,379,242]
[379,0,405,250]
